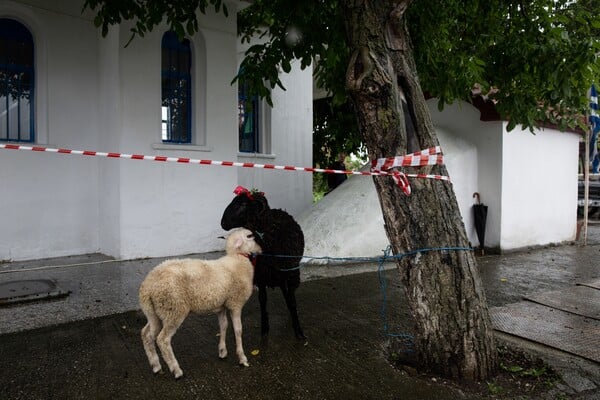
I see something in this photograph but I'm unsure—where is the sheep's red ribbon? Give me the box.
[240,253,258,267]
[233,185,251,197]
[233,185,264,200]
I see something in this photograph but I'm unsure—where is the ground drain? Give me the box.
[0,279,70,306]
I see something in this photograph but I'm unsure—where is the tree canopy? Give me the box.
[86,0,600,164]
[237,0,600,131]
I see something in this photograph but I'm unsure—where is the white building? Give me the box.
[431,99,579,251]
[299,97,580,258]
[0,0,313,262]
[1,1,579,263]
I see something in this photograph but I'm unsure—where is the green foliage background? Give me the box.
[85,0,600,163]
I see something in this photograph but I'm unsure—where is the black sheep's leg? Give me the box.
[258,285,269,337]
[280,283,306,341]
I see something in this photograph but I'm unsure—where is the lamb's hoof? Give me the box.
[152,366,163,375]
[240,360,250,367]
[218,349,228,359]
[173,370,183,379]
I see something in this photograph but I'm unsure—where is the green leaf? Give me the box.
[93,15,103,28]
[506,119,516,132]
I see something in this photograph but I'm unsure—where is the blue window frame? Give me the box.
[161,31,192,143]
[0,18,34,143]
[238,78,259,153]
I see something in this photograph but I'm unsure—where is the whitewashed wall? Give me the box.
[427,100,503,249]
[97,26,122,257]
[300,102,494,258]
[112,14,240,259]
[0,1,314,261]
[0,0,101,261]
[436,127,479,245]
[237,60,313,216]
[429,100,579,250]
[235,35,313,217]
[300,99,579,258]
[500,123,579,249]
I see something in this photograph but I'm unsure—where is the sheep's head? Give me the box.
[225,228,262,255]
[221,186,269,231]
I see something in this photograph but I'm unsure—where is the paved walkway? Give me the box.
[1,228,600,399]
[0,268,463,400]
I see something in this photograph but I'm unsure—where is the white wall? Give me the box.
[500,123,579,249]
[299,99,579,258]
[1,1,314,261]
[436,127,479,245]
[97,26,122,257]
[113,14,240,259]
[428,100,579,250]
[237,60,313,216]
[300,101,496,258]
[0,0,101,261]
[427,100,503,249]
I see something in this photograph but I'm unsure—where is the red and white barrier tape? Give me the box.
[0,143,450,195]
[371,146,443,170]
[371,146,445,195]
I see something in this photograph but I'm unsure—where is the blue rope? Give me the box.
[377,246,413,340]
[255,246,473,345]
[260,245,473,270]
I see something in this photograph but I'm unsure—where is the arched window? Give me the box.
[238,73,260,153]
[0,18,34,142]
[161,31,192,143]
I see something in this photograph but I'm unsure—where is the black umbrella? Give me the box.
[472,192,488,255]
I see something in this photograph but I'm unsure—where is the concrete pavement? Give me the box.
[1,226,600,399]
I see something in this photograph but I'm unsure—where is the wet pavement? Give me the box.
[1,226,600,399]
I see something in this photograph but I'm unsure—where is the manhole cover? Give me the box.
[0,279,70,306]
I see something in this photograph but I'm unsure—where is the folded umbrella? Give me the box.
[472,192,488,255]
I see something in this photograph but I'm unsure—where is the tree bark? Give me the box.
[342,0,497,380]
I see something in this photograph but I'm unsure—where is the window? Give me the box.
[238,77,259,153]
[0,18,34,142]
[161,31,192,143]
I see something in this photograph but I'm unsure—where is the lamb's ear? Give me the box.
[233,235,244,250]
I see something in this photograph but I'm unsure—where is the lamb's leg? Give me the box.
[141,313,163,374]
[258,285,269,337]
[280,284,306,341]
[156,314,186,379]
[217,309,228,359]
[230,308,249,367]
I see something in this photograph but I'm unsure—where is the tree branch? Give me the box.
[385,0,412,50]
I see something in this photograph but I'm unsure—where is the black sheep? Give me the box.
[221,186,306,341]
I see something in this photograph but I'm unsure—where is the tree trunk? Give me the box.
[342,0,497,380]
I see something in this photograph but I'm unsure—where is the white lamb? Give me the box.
[139,227,261,379]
